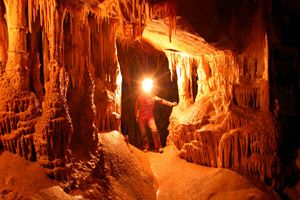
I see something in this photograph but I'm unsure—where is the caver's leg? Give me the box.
[148,118,163,153]
[138,118,149,152]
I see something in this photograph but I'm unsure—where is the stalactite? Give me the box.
[151,0,176,42]
[167,29,278,186]
[219,122,278,182]
[234,84,260,109]
[165,51,194,108]
[165,50,236,110]
[87,15,121,132]
[62,11,97,145]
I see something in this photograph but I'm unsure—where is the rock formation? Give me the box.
[0,0,298,199]
[0,0,177,181]
[138,12,279,186]
[115,0,283,189]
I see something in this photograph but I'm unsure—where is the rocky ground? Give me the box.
[0,131,283,200]
[147,145,280,200]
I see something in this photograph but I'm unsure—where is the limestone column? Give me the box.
[4,0,29,90]
[0,2,8,71]
[34,0,73,180]
[45,0,66,93]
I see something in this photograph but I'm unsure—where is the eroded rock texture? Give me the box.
[166,48,278,184]
[143,1,280,187]
[0,0,297,198]
[0,0,155,180]
[0,0,177,182]
[0,0,39,163]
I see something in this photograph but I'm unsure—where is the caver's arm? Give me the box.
[153,96,177,107]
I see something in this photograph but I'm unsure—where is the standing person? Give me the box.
[135,78,177,153]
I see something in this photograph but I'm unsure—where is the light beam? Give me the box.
[142,78,153,93]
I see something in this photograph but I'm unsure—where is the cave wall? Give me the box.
[166,0,280,187]
[0,0,188,183]
[268,0,300,194]
[0,0,174,181]
[0,0,297,194]
[167,0,299,193]
[0,0,144,180]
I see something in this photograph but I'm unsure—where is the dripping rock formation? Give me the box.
[0,0,299,199]
[140,16,278,186]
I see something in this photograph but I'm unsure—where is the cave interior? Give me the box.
[0,0,299,199]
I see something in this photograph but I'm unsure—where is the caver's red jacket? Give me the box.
[135,94,174,120]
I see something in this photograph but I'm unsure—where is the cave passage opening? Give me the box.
[118,40,178,149]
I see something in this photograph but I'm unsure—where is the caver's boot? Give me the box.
[143,143,149,152]
[141,131,149,153]
[158,147,163,153]
[152,131,163,153]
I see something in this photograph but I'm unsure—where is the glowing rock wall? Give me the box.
[0,0,130,180]
[167,27,279,186]
[0,0,40,164]
[0,0,177,181]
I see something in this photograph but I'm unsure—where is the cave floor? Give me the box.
[0,132,281,200]
[146,145,279,200]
